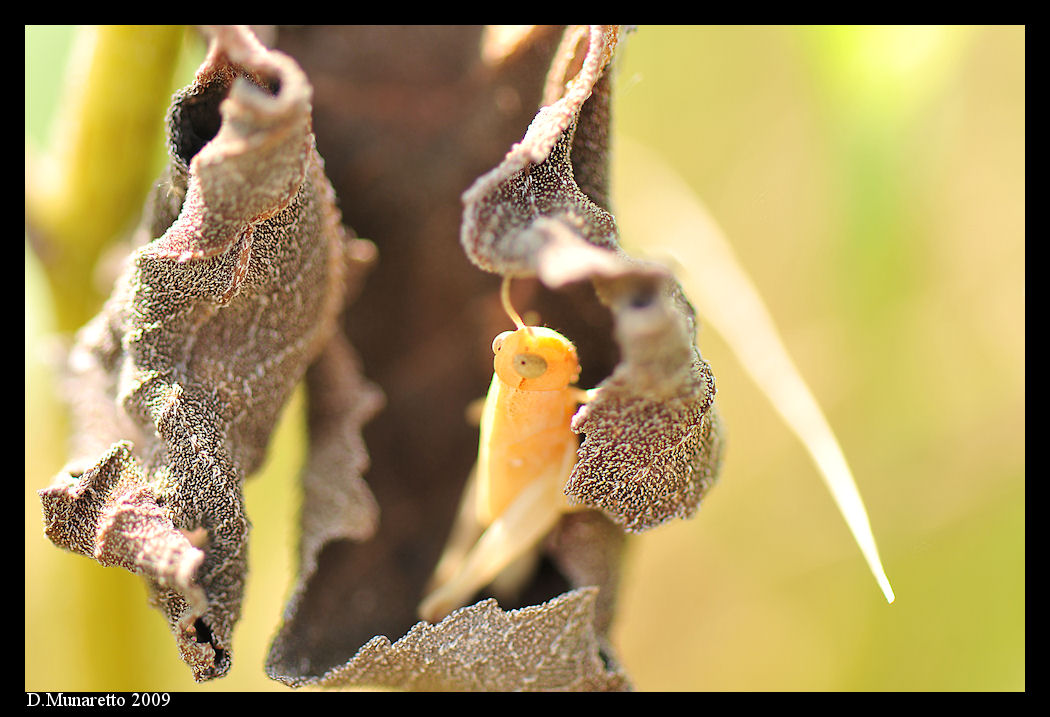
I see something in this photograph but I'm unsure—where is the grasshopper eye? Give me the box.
[492,331,514,354]
[512,352,547,379]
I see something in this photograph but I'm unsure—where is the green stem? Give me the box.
[26,25,187,332]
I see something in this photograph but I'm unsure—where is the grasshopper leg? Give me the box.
[418,470,566,623]
[425,466,483,595]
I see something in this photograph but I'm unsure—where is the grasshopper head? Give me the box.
[492,326,580,391]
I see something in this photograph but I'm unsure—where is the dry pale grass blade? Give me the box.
[615,138,895,604]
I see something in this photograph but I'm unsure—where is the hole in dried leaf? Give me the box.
[191,617,227,671]
[169,70,282,169]
[192,617,213,645]
[171,78,227,165]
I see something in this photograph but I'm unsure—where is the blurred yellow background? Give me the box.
[26,26,1024,691]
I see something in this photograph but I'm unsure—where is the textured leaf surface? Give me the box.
[275,589,627,692]
[265,25,637,690]
[37,26,376,681]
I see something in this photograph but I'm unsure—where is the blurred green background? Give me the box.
[25,26,1024,691]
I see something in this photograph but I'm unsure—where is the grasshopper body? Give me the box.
[419,287,583,623]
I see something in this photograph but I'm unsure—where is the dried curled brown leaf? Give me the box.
[568,304,724,531]
[38,26,378,681]
[40,441,207,612]
[264,25,632,691]
[461,26,622,275]
[278,589,627,692]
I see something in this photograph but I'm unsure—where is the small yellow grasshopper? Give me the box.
[419,279,586,622]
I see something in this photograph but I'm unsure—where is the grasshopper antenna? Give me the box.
[500,276,526,331]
